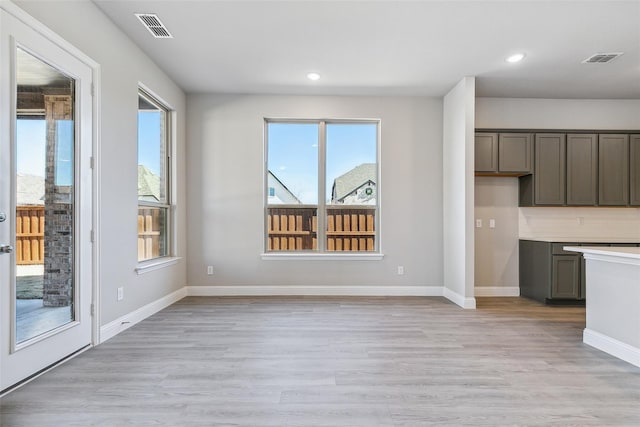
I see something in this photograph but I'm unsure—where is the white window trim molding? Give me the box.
[135,256,181,274]
[261,253,384,261]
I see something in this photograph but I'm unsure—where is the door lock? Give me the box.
[0,245,13,254]
[0,212,6,222]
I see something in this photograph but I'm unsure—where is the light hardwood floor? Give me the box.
[1,296,639,426]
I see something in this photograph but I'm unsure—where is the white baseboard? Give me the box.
[99,287,187,344]
[443,287,476,309]
[583,328,640,368]
[186,285,444,297]
[474,286,520,297]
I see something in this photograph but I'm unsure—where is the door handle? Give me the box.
[0,245,13,254]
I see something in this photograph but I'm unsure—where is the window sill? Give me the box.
[135,257,182,275]
[261,253,384,261]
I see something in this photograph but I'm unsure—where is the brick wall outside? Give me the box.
[43,95,74,308]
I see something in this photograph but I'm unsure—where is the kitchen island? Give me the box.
[565,246,640,368]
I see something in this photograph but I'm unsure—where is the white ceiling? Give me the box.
[93,0,640,98]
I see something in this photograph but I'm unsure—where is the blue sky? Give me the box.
[268,122,377,204]
[17,111,160,183]
[16,119,46,177]
[138,111,162,175]
[17,119,74,186]
[17,116,375,205]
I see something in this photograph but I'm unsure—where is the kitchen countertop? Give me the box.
[564,246,640,261]
[519,237,640,244]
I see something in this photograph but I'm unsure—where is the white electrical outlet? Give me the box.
[476,219,482,228]
[117,287,124,301]
[207,266,213,275]
[489,219,496,228]
[397,266,404,275]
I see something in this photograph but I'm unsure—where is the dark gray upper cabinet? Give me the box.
[475,133,531,174]
[599,134,629,206]
[499,133,532,173]
[566,134,597,205]
[488,130,639,207]
[475,133,498,172]
[534,133,566,205]
[631,135,640,206]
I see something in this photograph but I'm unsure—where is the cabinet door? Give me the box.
[566,134,597,205]
[475,133,498,172]
[630,135,640,206]
[599,134,629,206]
[519,240,552,303]
[535,134,566,205]
[499,133,531,173]
[551,255,580,299]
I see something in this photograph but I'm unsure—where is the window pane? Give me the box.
[137,206,168,261]
[137,91,170,262]
[326,123,377,252]
[138,95,167,204]
[267,123,318,205]
[326,123,377,205]
[266,123,318,251]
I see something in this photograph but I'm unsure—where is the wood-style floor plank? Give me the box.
[1,296,639,426]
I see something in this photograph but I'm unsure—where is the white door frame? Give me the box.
[0,1,101,393]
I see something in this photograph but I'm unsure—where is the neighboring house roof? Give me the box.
[268,171,301,204]
[331,163,376,202]
[138,165,161,202]
[16,174,45,205]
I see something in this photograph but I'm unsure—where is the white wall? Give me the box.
[186,94,443,291]
[15,1,187,325]
[442,77,476,308]
[475,97,640,291]
[476,98,640,130]
[474,177,519,292]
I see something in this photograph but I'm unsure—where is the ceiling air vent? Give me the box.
[582,52,623,64]
[135,13,173,39]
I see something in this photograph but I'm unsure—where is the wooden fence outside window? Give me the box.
[137,207,165,261]
[16,206,45,265]
[267,206,375,252]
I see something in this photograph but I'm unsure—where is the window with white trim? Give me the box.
[265,120,379,252]
[137,90,171,261]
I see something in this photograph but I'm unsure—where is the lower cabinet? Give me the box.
[519,240,639,304]
[519,241,583,304]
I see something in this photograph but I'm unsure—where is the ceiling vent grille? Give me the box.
[135,13,173,39]
[582,52,623,64]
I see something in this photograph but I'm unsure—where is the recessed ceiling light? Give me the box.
[506,53,526,63]
[307,72,320,81]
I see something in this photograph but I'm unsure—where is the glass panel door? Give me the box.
[15,48,76,344]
